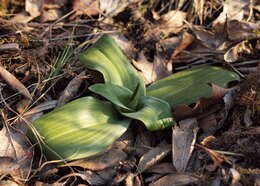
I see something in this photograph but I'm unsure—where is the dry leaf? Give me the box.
[0,180,20,186]
[0,156,20,175]
[159,37,181,57]
[213,0,250,32]
[25,0,43,17]
[100,0,139,16]
[174,83,232,120]
[198,109,226,135]
[197,144,231,168]
[71,0,100,18]
[190,25,225,49]
[149,173,200,186]
[134,126,154,156]
[79,170,106,185]
[133,52,171,85]
[137,144,171,173]
[172,118,199,172]
[43,0,67,9]
[112,34,136,59]
[9,12,35,23]
[97,168,117,182]
[62,147,127,171]
[227,20,260,41]
[0,126,33,180]
[0,66,32,100]
[230,168,241,185]
[57,71,86,107]
[171,32,194,59]
[41,9,62,22]
[224,40,254,63]
[0,43,20,54]
[194,0,205,24]
[146,162,175,174]
[146,10,187,41]
[125,173,141,186]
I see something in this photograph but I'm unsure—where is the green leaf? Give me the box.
[121,96,175,131]
[89,83,134,111]
[79,34,145,96]
[147,66,240,108]
[28,97,130,161]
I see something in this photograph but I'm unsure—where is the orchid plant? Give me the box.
[28,35,239,161]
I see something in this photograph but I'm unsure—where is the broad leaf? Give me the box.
[79,34,145,96]
[90,83,175,131]
[28,97,130,161]
[147,66,240,108]
[89,83,134,111]
[122,96,175,131]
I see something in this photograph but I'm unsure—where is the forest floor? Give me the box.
[0,0,260,185]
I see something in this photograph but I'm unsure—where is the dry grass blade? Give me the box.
[0,66,32,100]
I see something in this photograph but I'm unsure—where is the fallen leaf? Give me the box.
[146,162,175,174]
[230,168,241,185]
[137,144,171,173]
[43,0,67,9]
[61,146,127,171]
[133,52,171,85]
[198,109,226,134]
[196,144,231,168]
[0,66,32,100]
[0,125,33,180]
[61,170,106,185]
[0,43,20,54]
[111,34,136,59]
[227,20,260,41]
[9,12,35,23]
[71,0,100,18]
[243,106,253,127]
[194,0,205,24]
[97,168,117,182]
[99,0,139,16]
[134,126,154,156]
[0,156,20,175]
[213,0,250,32]
[25,0,43,17]
[37,163,59,180]
[200,135,217,147]
[190,25,225,49]
[149,173,200,186]
[79,170,106,185]
[159,37,181,58]
[224,40,254,63]
[145,174,164,183]
[172,118,199,172]
[171,32,194,59]
[0,180,20,186]
[146,10,187,41]
[174,83,232,120]
[41,8,62,22]
[57,71,86,107]
[125,173,141,186]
